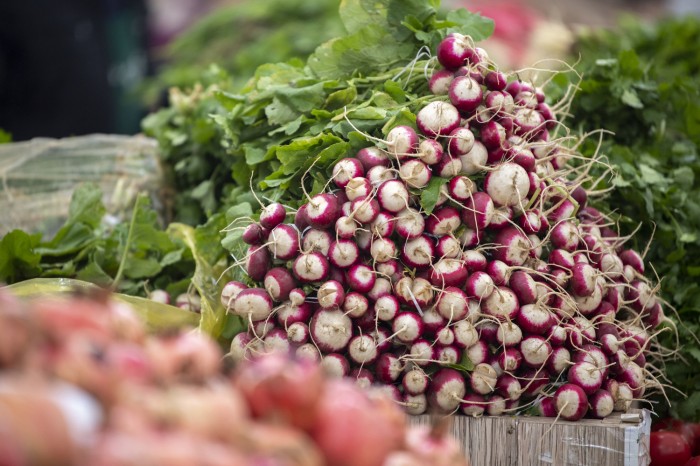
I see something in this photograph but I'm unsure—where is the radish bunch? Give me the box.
[226,32,664,421]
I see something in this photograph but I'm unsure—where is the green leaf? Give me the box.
[67,184,106,228]
[638,164,667,185]
[339,0,389,34]
[674,166,695,189]
[420,176,448,215]
[443,9,495,42]
[124,258,162,279]
[0,230,42,282]
[443,351,475,373]
[0,128,11,143]
[621,88,644,109]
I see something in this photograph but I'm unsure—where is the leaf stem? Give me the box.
[112,195,144,290]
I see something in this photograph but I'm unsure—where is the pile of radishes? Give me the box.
[0,288,468,466]
[225,32,664,422]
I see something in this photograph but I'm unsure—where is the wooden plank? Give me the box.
[410,410,650,466]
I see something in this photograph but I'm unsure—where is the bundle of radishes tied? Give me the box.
[213,1,667,422]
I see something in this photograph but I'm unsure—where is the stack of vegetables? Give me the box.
[219,18,664,420]
[0,288,468,466]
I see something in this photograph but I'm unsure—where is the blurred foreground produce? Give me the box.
[0,287,469,466]
[558,16,700,421]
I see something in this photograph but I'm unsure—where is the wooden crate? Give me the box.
[410,409,651,466]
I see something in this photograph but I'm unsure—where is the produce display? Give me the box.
[217,8,664,419]
[0,288,468,466]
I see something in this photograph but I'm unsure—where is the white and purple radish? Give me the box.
[520,336,552,368]
[496,373,522,401]
[376,353,403,384]
[259,202,287,229]
[327,239,360,269]
[437,33,479,70]
[395,207,425,239]
[335,216,357,239]
[220,281,247,309]
[547,346,571,375]
[417,138,444,165]
[347,334,379,365]
[470,363,498,395]
[453,320,479,348]
[367,277,392,301]
[386,125,418,159]
[409,339,436,366]
[263,267,297,302]
[356,146,390,170]
[484,162,530,207]
[403,368,430,396]
[589,389,614,419]
[276,301,313,327]
[459,140,489,175]
[245,245,272,282]
[497,348,524,373]
[467,341,491,366]
[350,196,381,224]
[392,312,426,345]
[375,294,401,322]
[436,235,462,259]
[481,286,520,321]
[320,353,350,378]
[449,75,483,114]
[342,291,369,318]
[446,126,476,157]
[317,280,345,309]
[345,176,373,200]
[302,228,333,255]
[429,69,455,95]
[347,263,376,293]
[402,235,435,269]
[554,383,589,421]
[376,180,410,214]
[231,288,273,322]
[435,287,470,321]
[567,361,604,395]
[493,226,531,267]
[460,393,487,417]
[517,304,554,335]
[242,223,267,245]
[428,368,467,413]
[292,251,330,283]
[496,321,524,348]
[398,159,431,189]
[310,309,353,353]
[304,193,340,229]
[286,322,310,345]
[416,101,461,137]
[461,191,495,230]
[332,158,365,188]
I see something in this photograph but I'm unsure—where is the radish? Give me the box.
[567,361,604,395]
[517,304,553,335]
[465,271,495,300]
[229,332,253,362]
[570,262,597,297]
[350,196,380,224]
[367,277,392,301]
[449,75,483,113]
[302,228,333,255]
[375,294,400,321]
[264,328,291,353]
[347,263,376,293]
[292,252,329,283]
[417,139,444,165]
[485,70,506,91]
[428,368,466,413]
[470,363,498,395]
[429,258,468,288]
[263,267,296,302]
[276,302,313,327]
[399,159,431,188]
[551,221,579,252]
[429,69,455,95]
[460,392,487,416]
[467,341,490,365]
[310,309,352,353]
[619,249,644,274]
[346,176,373,200]
[489,206,514,230]
[614,383,634,412]
[547,346,571,374]
[459,140,489,175]
[436,327,456,346]
[426,206,461,236]
[446,126,476,156]
[486,260,510,286]
[484,162,530,207]
[437,33,478,70]
[317,280,345,309]
[220,281,247,309]
[463,249,488,273]
[554,383,588,421]
[497,347,523,372]
[245,245,272,281]
[377,259,402,283]
[350,368,375,389]
[416,101,461,137]
[242,222,267,245]
[395,277,434,309]
[305,193,340,229]
[462,191,495,230]
[376,353,403,384]
[231,288,273,322]
[409,339,436,366]
[370,237,398,263]
[286,322,309,345]
[480,120,507,149]
[335,216,358,239]
[295,342,320,362]
[493,226,531,266]
[520,336,552,368]
[387,125,418,158]
[403,394,428,415]
[487,395,507,416]
[549,248,576,270]
[320,353,350,378]
[519,368,549,397]
[435,287,469,321]
[356,146,390,170]
[447,175,475,203]
[478,320,499,344]
[589,389,614,419]
[481,286,520,321]
[436,345,460,365]
[453,319,479,348]
[259,202,286,229]
[332,158,365,188]
[366,166,395,186]
[509,271,537,305]
[496,321,523,348]
[328,239,360,268]
[402,235,435,269]
[435,235,461,259]
[377,180,410,213]
[496,373,522,401]
[392,312,425,344]
[403,368,430,395]
[395,208,425,239]
[348,335,379,365]
[458,227,484,248]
